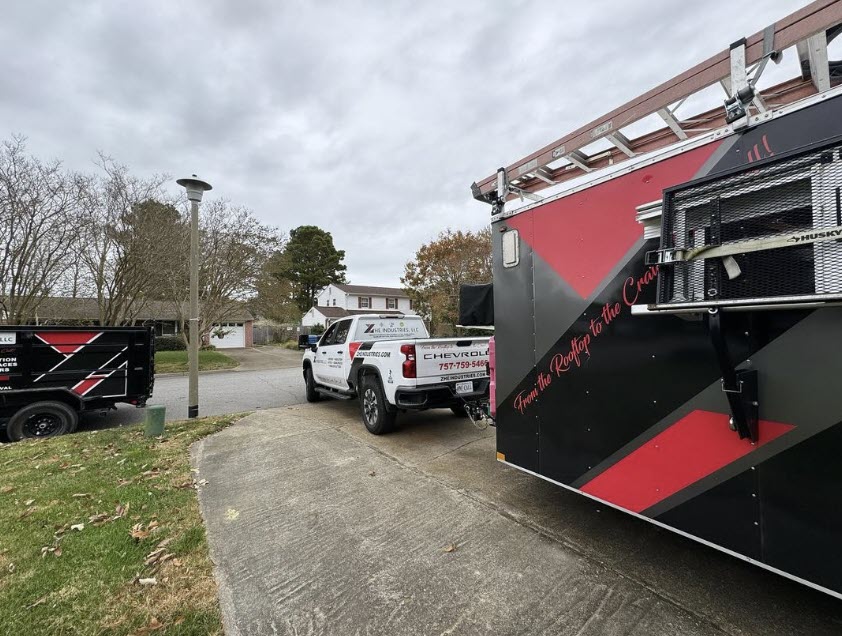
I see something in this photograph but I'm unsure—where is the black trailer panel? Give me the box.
[0,325,154,421]
[487,91,842,597]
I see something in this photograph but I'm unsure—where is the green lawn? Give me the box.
[154,350,238,374]
[0,415,242,635]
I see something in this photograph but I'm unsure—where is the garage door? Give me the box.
[210,323,245,348]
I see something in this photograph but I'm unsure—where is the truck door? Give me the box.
[313,319,352,388]
[312,321,339,385]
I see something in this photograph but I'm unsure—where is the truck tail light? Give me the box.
[400,344,416,378]
[349,341,362,359]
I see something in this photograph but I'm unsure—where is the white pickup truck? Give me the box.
[302,314,490,434]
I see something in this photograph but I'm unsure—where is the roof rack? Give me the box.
[471,0,842,208]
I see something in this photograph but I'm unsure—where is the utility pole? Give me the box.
[176,175,212,418]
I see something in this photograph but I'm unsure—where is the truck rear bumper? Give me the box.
[395,379,490,410]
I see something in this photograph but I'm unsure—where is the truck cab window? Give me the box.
[320,323,339,346]
[333,320,351,345]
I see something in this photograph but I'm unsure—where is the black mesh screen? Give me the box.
[656,143,842,307]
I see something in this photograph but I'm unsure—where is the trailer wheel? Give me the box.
[6,401,79,442]
[450,405,469,418]
[360,375,396,435]
[304,367,321,403]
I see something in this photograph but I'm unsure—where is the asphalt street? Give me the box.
[79,366,307,430]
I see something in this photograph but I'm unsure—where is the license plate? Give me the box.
[455,381,473,394]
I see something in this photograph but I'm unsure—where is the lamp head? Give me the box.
[176,174,213,202]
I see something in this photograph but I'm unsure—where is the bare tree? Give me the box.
[0,136,80,324]
[73,156,181,325]
[162,199,284,342]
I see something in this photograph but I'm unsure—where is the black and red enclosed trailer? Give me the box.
[471,2,842,598]
[0,326,154,441]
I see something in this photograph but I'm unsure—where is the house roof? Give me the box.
[332,284,409,298]
[33,297,253,323]
[313,306,404,319]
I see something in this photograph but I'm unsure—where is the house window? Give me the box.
[358,297,371,309]
[386,297,397,309]
[332,299,336,306]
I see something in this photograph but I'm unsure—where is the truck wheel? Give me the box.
[450,405,469,418]
[6,401,79,442]
[360,375,396,435]
[304,367,321,403]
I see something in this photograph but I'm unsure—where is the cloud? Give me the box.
[1,0,800,285]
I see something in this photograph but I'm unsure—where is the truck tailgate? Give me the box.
[415,338,490,385]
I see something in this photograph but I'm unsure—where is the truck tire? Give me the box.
[360,375,396,435]
[6,401,79,442]
[304,367,321,403]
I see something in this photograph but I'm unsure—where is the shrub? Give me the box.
[200,344,217,351]
[156,335,186,351]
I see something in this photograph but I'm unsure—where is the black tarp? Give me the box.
[458,283,494,326]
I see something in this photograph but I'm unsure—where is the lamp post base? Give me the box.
[188,405,198,419]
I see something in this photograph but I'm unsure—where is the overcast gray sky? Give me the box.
[2,0,805,286]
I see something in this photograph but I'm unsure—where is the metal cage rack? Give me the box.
[647,139,842,310]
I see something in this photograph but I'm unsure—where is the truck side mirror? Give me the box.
[310,344,318,353]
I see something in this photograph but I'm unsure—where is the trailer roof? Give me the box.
[472,0,842,203]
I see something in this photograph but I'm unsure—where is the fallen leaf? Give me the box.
[442,543,458,553]
[156,538,173,549]
[1,485,14,494]
[24,499,35,506]
[138,577,157,586]
[172,558,183,567]
[368,471,376,477]
[70,523,84,532]
[71,493,90,498]
[114,503,129,519]
[130,523,151,541]
[147,520,159,530]
[27,596,47,609]
[116,457,128,465]
[174,480,192,489]
[53,547,62,557]
[89,513,110,525]
[196,479,208,487]
[174,617,185,625]
[225,509,240,521]
[19,506,36,519]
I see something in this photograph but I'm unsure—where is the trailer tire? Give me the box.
[450,405,469,418]
[304,367,321,403]
[360,375,396,435]
[6,401,79,442]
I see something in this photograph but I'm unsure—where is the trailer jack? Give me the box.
[707,309,759,442]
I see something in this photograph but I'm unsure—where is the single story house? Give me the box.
[29,297,254,349]
[302,284,417,327]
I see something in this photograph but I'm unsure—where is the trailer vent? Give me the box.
[648,141,842,309]
[501,229,520,268]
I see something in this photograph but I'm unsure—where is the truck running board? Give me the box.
[315,387,355,401]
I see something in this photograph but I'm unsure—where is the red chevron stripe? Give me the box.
[580,410,795,513]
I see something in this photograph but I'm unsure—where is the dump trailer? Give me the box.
[471,1,842,598]
[0,326,154,441]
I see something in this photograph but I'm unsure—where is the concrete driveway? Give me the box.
[216,346,304,372]
[192,402,842,636]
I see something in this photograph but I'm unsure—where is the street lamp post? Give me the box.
[176,174,212,419]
